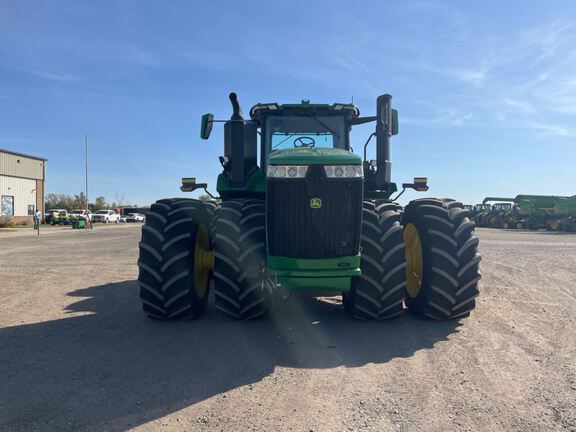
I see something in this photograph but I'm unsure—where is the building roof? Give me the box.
[0,149,48,162]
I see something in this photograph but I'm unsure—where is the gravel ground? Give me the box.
[0,225,574,431]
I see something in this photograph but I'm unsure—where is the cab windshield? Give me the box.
[265,115,347,152]
[494,204,512,211]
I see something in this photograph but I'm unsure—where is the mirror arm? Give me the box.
[203,188,219,200]
[390,187,406,202]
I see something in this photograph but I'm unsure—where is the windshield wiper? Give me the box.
[310,116,340,138]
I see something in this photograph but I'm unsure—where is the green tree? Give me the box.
[93,196,107,211]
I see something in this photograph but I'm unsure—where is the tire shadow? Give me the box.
[0,280,462,431]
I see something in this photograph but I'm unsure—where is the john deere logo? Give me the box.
[310,198,322,209]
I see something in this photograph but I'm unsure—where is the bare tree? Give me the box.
[114,193,126,207]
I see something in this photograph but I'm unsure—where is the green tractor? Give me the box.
[480,198,521,229]
[472,203,491,227]
[137,93,481,321]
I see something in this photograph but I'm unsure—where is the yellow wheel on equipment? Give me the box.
[194,223,212,297]
[404,223,424,298]
[550,221,559,231]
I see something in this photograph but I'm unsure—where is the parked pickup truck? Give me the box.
[92,209,120,223]
[125,213,145,223]
[70,209,92,221]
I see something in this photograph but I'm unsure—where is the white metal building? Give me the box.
[0,149,47,223]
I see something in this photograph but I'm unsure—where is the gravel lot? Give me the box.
[0,225,575,431]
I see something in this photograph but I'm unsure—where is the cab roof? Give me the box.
[249,100,360,121]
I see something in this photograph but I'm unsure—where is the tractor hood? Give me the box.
[268,148,362,165]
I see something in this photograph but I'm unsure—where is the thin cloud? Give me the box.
[502,98,536,114]
[124,45,163,68]
[523,122,576,138]
[404,18,576,137]
[22,69,82,82]
[403,109,475,128]
[437,66,488,85]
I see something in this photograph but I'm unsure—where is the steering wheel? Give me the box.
[293,136,316,148]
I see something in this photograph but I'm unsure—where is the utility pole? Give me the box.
[85,134,92,229]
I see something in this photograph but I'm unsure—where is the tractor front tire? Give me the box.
[344,201,406,320]
[403,199,481,320]
[138,198,212,320]
[213,199,267,320]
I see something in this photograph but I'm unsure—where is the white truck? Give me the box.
[70,209,92,221]
[92,209,120,223]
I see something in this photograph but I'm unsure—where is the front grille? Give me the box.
[267,165,363,259]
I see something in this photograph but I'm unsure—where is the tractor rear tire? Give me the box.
[403,199,481,320]
[213,199,267,320]
[138,198,212,320]
[344,201,406,320]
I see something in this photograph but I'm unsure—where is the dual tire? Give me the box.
[402,199,481,319]
[137,197,268,321]
[345,199,481,320]
[138,198,212,320]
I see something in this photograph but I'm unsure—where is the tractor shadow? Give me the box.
[0,280,461,431]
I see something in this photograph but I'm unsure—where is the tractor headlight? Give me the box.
[267,165,308,178]
[324,165,363,178]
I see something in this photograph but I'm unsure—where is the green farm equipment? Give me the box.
[550,195,576,232]
[472,204,491,227]
[513,195,568,230]
[137,93,481,321]
[480,198,521,229]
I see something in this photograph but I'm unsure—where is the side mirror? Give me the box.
[200,113,214,140]
[391,109,399,135]
[402,177,429,192]
[181,177,208,192]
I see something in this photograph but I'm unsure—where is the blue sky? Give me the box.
[1,1,575,205]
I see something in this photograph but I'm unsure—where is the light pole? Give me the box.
[85,134,92,229]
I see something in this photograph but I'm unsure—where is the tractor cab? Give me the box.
[250,101,357,156]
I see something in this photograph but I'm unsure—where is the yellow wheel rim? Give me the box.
[550,222,559,231]
[404,223,424,298]
[194,223,212,297]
